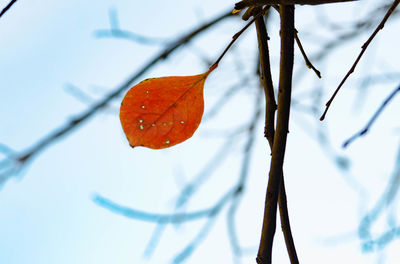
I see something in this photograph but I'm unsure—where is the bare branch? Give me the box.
[0,0,17,18]
[257,5,295,264]
[361,226,400,252]
[94,159,249,260]
[0,156,22,187]
[294,30,321,78]
[343,84,400,148]
[93,188,236,224]
[93,8,167,45]
[320,0,400,120]
[64,84,119,115]
[255,12,277,145]
[359,143,400,250]
[172,217,217,263]
[256,7,299,264]
[143,224,166,258]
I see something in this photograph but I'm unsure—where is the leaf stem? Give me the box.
[213,8,267,67]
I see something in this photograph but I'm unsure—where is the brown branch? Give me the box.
[255,13,277,145]
[278,177,298,263]
[255,14,299,264]
[257,4,295,264]
[320,0,400,121]
[0,9,235,187]
[294,29,321,78]
[0,0,17,18]
[235,0,358,10]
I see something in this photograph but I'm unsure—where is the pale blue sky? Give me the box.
[1,1,400,263]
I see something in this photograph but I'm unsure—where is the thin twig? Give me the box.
[93,8,166,45]
[294,29,321,78]
[361,226,400,252]
[278,176,298,263]
[93,188,236,223]
[0,0,17,18]
[143,224,166,258]
[320,0,400,121]
[213,7,266,66]
[172,217,217,263]
[343,84,400,148]
[359,143,400,250]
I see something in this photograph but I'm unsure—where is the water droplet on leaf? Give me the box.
[120,64,217,149]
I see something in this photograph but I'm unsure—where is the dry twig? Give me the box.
[0,0,17,18]
[294,30,321,78]
[320,0,400,120]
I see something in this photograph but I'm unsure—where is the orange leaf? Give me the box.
[120,64,217,149]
